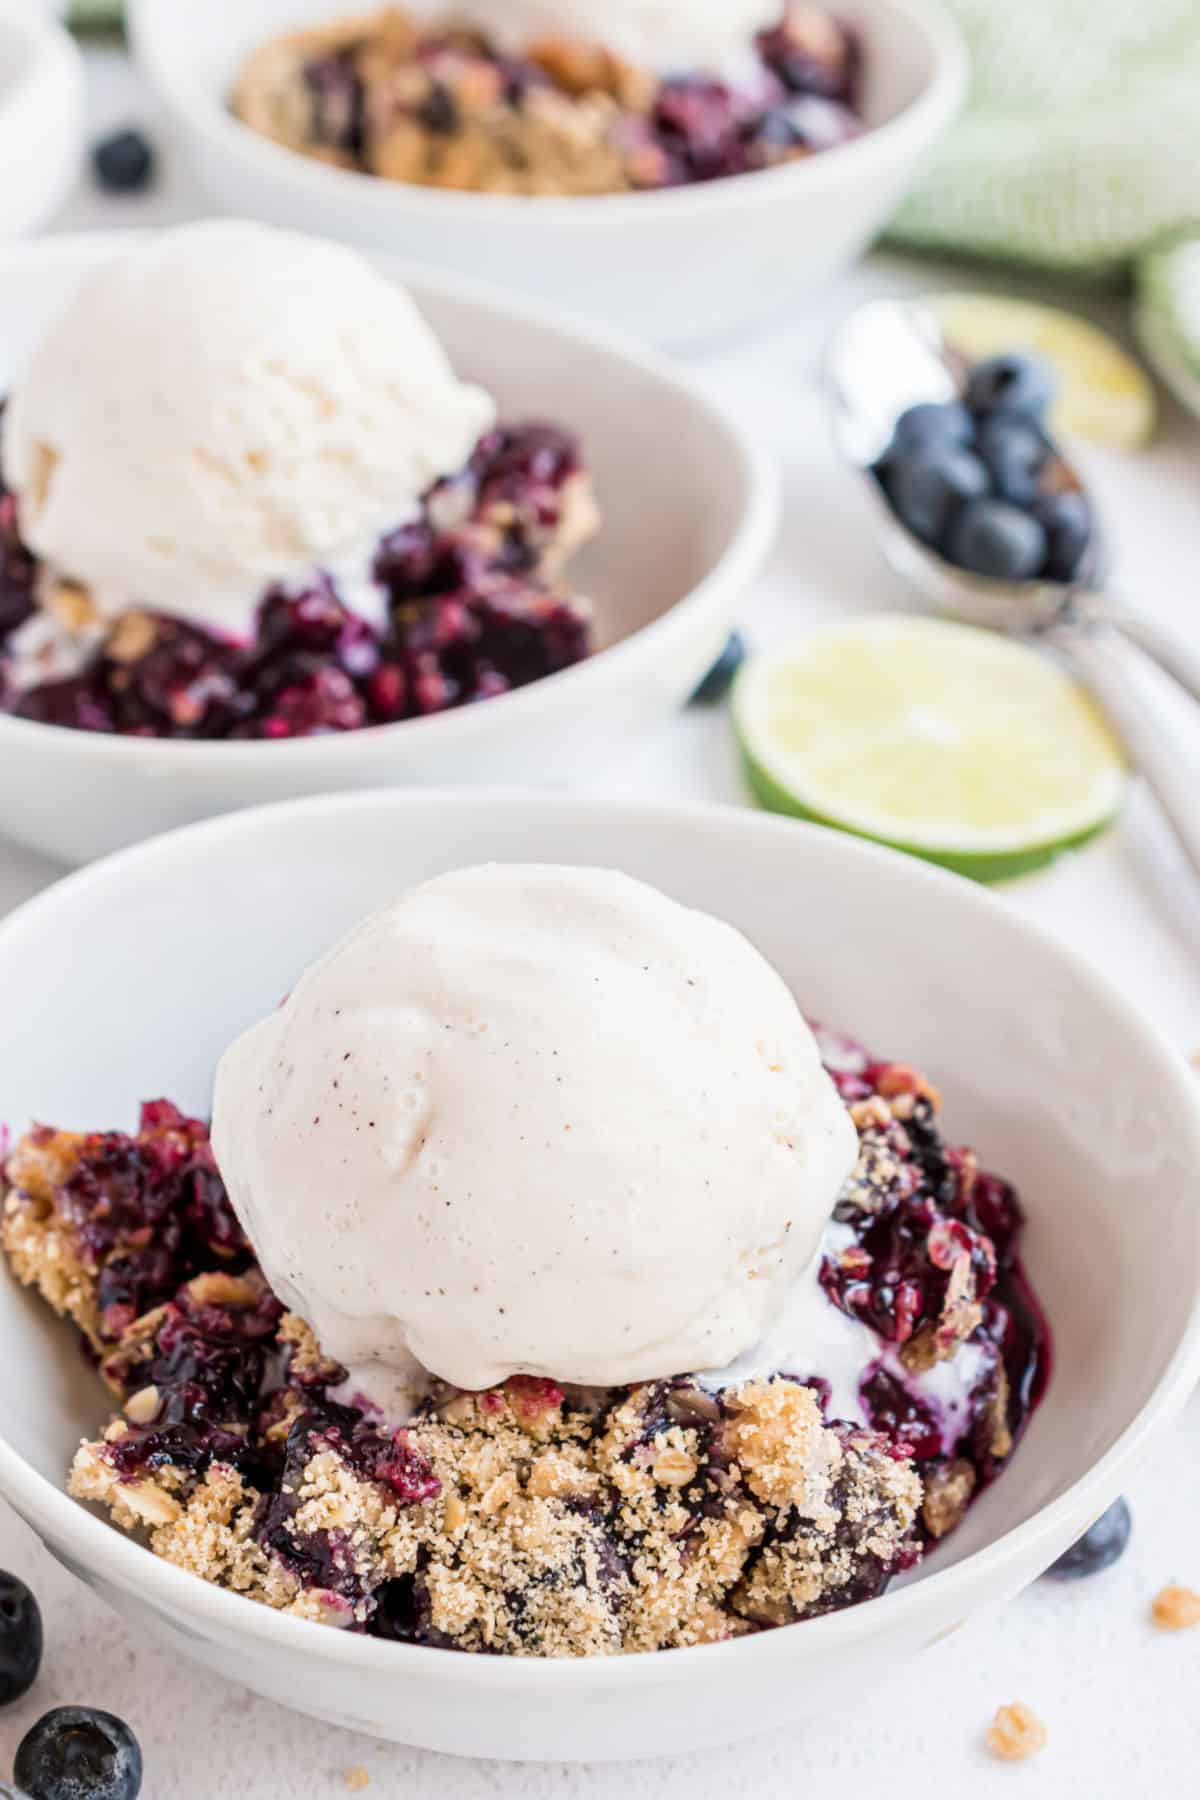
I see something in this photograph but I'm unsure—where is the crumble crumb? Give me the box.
[900,1231,983,1370]
[985,1702,1047,1761]
[70,1437,186,1531]
[873,1062,942,1111]
[921,1459,975,1540]
[1151,1584,1200,1631]
[43,579,99,635]
[2,1130,102,1344]
[724,1380,838,1516]
[344,1766,370,1791]
[105,609,158,665]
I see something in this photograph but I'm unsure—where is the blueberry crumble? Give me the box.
[232,5,863,198]
[0,1036,1049,1657]
[0,422,596,739]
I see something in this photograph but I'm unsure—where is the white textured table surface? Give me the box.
[2,44,1200,1800]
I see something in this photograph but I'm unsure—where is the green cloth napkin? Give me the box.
[68,1,125,34]
[889,0,1200,281]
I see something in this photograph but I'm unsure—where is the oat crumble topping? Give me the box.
[1150,1584,1200,1631]
[985,1702,1047,1762]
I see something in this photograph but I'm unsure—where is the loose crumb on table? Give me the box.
[344,1768,371,1792]
[985,1702,1048,1762]
[1150,1584,1200,1630]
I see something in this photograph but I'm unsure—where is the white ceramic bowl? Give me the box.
[0,0,83,240]
[129,0,967,345]
[1,789,1198,1761]
[0,235,777,866]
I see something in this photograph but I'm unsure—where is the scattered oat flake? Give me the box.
[1151,1584,1200,1630]
[344,1768,370,1792]
[985,1702,1047,1761]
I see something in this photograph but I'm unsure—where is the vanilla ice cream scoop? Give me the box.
[1,221,494,637]
[446,0,780,77]
[212,864,857,1397]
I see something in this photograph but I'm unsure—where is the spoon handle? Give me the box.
[1047,617,1200,879]
[1077,593,1200,708]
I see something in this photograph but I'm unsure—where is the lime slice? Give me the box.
[732,616,1126,883]
[929,293,1157,450]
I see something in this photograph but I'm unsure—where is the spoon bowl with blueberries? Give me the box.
[826,297,1200,879]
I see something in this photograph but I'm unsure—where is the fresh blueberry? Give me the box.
[0,1570,42,1706]
[965,352,1055,421]
[888,401,973,454]
[1034,490,1092,582]
[1044,1496,1132,1580]
[689,630,747,705]
[92,129,156,195]
[14,1706,143,1800]
[976,416,1047,506]
[944,498,1047,580]
[884,445,989,544]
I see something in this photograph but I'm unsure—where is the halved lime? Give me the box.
[930,293,1157,450]
[732,617,1127,882]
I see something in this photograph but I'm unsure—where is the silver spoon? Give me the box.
[824,297,1200,877]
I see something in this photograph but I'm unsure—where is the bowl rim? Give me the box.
[0,0,82,133]
[0,232,780,767]
[2,786,1200,1686]
[128,0,968,228]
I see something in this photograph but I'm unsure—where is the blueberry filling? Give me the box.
[0,422,593,739]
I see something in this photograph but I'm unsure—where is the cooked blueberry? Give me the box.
[0,1570,42,1706]
[755,95,859,153]
[945,498,1047,580]
[1034,490,1092,581]
[15,1707,143,1800]
[889,401,973,454]
[884,446,989,544]
[92,129,156,194]
[976,416,1047,506]
[416,82,460,134]
[965,352,1055,420]
[1044,1497,1131,1580]
[304,55,364,154]
[689,631,747,705]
